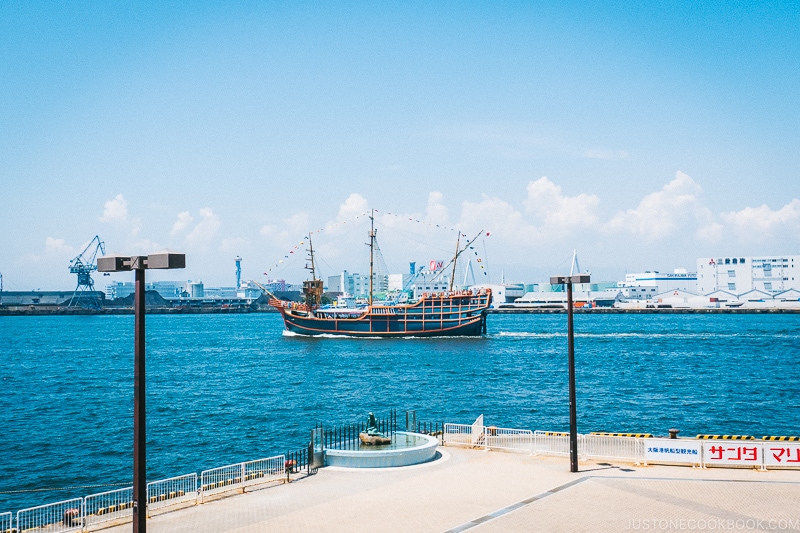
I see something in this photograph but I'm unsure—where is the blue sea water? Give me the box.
[1,312,799,512]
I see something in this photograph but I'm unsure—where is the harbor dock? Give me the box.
[97,446,799,533]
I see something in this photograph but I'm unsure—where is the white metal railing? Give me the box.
[452,423,800,471]
[201,462,246,500]
[16,497,84,533]
[485,427,534,453]
[9,424,800,533]
[147,473,197,514]
[200,455,284,501]
[583,434,643,464]
[471,415,484,446]
[0,511,12,532]
[533,431,574,457]
[243,456,284,488]
[443,423,475,447]
[83,486,133,528]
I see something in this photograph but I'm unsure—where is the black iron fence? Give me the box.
[0,409,444,533]
[411,420,445,442]
[316,409,398,451]
[285,447,309,475]
[404,409,444,443]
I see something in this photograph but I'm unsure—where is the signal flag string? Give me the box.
[262,209,492,278]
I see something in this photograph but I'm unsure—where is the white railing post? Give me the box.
[84,486,134,529]
[0,512,12,533]
[471,414,485,447]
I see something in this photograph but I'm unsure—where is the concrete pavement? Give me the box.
[102,445,800,533]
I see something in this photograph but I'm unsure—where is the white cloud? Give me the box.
[695,217,725,242]
[424,191,450,226]
[130,238,161,255]
[523,177,600,234]
[186,208,221,247]
[45,237,74,256]
[260,211,311,247]
[259,224,277,237]
[249,178,800,287]
[606,171,706,240]
[99,194,128,223]
[458,195,541,245]
[171,211,194,236]
[720,199,800,241]
[130,217,143,237]
[286,212,311,234]
[336,193,369,221]
[21,237,78,268]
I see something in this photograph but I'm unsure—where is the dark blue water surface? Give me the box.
[1,313,799,511]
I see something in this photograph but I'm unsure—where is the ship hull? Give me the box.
[271,291,491,338]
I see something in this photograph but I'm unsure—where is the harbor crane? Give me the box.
[68,235,106,308]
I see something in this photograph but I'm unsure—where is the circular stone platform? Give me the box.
[324,431,439,468]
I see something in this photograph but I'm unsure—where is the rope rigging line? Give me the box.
[262,208,493,280]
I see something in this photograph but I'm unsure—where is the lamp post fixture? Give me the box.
[549,273,590,473]
[98,253,185,533]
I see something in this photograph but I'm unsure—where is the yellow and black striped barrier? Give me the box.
[762,436,800,441]
[695,435,755,440]
[591,432,654,438]
[541,431,570,437]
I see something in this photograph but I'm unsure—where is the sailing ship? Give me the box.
[268,212,492,337]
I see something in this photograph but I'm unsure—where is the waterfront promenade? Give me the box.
[98,446,800,533]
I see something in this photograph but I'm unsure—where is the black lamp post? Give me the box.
[98,253,185,533]
[550,273,590,473]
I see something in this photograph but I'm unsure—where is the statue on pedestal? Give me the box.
[359,411,392,445]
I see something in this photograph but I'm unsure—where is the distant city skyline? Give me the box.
[2,2,798,290]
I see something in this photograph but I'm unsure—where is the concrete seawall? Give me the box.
[488,307,800,314]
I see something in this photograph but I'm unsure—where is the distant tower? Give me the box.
[235,256,242,289]
[569,249,581,276]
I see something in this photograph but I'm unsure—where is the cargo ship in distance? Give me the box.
[267,212,492,337]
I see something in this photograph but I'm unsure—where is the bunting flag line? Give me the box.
[262,209,492,279]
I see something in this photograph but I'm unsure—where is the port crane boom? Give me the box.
[68,235,106,308]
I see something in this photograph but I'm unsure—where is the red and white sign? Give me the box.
[764,443,800,467]
[702,441,762,467]
[429,260,444,271]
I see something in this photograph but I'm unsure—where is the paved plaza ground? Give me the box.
[102,445,800,533]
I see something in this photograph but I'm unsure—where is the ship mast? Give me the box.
[368,210,376,307]
[306,232,317,281]
[448,233,461,293]
[433,230,484,288]
[302,232,324,309]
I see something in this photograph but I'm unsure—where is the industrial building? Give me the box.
[4,246,800,313]
[616,269,697,299]
[697,255,799,295]
[327,270,388,297]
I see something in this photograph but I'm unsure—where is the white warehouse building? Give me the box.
[697,255,800,295]
[618,269,697,300]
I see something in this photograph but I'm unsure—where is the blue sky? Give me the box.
[2,1,799,290]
